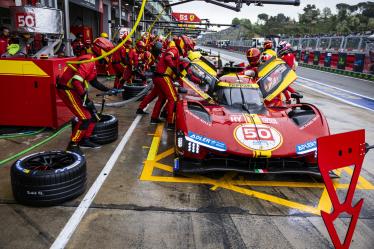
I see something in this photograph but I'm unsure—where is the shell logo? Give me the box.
[234,124,283,151]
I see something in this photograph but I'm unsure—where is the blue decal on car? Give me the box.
[187,131,227,152]
[296,140,317,155]
[174,158,179,170]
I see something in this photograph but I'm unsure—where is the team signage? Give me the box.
[172,12,201,23]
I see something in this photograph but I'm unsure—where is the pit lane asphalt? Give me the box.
[0,72,374,248]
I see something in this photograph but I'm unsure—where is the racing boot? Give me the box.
[160,110,167,119]
[66,142,83,155]
[150,118,163,124]
[79,138,102,149]
[136,108,149,115]
[167,123,175,131]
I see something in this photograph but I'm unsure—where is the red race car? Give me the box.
[174,56,330,176]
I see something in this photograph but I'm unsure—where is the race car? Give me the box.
[174,56,330,176]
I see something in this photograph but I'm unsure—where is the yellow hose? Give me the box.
[67,0,147,65]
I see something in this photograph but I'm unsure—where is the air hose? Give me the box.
[0,124,70,167]
[66,0,147,65]
[0,128,45,139]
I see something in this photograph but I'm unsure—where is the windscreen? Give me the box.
[216,88,263,107]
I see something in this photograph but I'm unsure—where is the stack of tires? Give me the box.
[122,79,147,100]
[72,114,118,145]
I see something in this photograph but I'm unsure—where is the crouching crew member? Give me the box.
[57,37,115,154]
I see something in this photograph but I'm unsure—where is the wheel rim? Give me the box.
[23,152,76,171]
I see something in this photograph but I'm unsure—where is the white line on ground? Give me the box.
[298,76,374,101]
[50,114,144,249]
[295,81,374,112]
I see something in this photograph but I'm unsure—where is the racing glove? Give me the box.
[90,78,110,92]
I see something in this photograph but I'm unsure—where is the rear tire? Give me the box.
[72,114,118,145]
[11,151,86,206]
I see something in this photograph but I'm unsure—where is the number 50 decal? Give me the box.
[16,13,36,28]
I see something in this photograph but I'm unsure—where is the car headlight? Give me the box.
[188,141,200,154]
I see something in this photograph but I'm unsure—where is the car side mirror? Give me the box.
[291,92,303,99]
[291,92,303,104]
[178,87,188,94]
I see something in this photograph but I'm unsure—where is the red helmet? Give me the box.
[136,40,146,53]
[264,40,273,50]
[92,37,114,57]
[121,31,132,45]
[261,53,272,62]
[246,48,261,66]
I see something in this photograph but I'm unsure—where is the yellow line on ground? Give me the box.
[155,148,175,162]
[154,162,173,173]
[142,146,150,149]
[210,172,237,191]
[146,124,164,161]
[317,188,333,213]
[343,167,374,190]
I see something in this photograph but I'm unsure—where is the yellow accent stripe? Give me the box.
[73,75,84,82]
[72,130,82,142]
[65,90,86,119]
[164,77,177,101]
[0,60,49,77]
[217,82,259,88]
[243,114,262,124]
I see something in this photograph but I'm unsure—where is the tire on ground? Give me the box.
[72,114,118,145]
[122,81,147,100]
[11,151,86,206]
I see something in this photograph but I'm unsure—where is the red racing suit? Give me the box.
[57,54,109,143]
[150,46,180,124]
[0,35,9,56]
[111,45,138,88]
[280,52,297,102]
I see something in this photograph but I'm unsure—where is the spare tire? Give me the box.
[11,151,86,206]
[72,114,118,145]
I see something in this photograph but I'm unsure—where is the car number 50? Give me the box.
[16,13,35,28]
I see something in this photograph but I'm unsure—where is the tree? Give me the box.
[232,17,240,26]
[257,13,269,24]
[299,4,321,24]
[321,7,332,20]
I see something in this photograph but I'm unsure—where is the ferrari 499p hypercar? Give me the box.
[174,55,330,176]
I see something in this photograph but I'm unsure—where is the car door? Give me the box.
[257,58,297,101]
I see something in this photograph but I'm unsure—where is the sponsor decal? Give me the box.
[230,114,244,123]
[187,131,227,152]
[260,117,278,124]
[174,158,179,170]
[296,140,317,155]
[234,124,283,151]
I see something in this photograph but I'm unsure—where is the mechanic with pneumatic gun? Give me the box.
[57,37,120,155]
[137,36,194,130]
